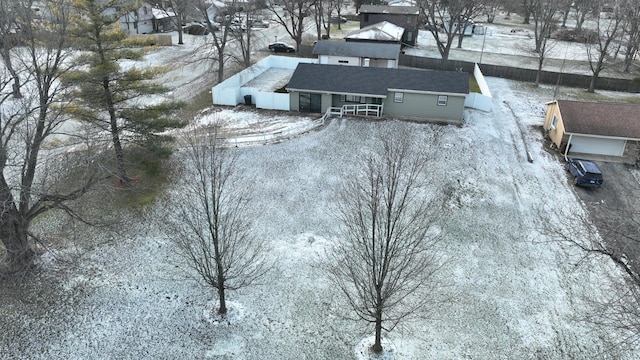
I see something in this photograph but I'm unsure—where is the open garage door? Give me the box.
[570,135,626,156]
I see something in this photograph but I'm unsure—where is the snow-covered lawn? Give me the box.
[2,76,638,359]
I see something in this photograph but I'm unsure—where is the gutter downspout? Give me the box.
[563,133,573,162]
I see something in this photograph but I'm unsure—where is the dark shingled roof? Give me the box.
[286,63,469,96]
[312,41,401,60]
[557,100,640,139]
[359,5,419,15]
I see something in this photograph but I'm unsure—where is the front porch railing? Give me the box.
[325,104,384,118]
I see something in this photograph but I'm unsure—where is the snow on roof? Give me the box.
[359,5,419,15]
[152,8,175,19]
[345,21,404,41]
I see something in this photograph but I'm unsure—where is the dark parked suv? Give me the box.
[567,158,604,188]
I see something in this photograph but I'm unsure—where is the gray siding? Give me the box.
[383,92,465,121]
[290,91,300,111]
[288,91,333,113]
[321,94,332,112]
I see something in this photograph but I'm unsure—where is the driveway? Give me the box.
[571,161,640,273]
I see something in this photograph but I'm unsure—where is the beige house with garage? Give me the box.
[544,100,640,163]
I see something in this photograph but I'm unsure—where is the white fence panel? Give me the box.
[474,63,492,98]
[465,93,493,112]
[256,92,290,111]
[212,55,317,109]
[464,63,493,112]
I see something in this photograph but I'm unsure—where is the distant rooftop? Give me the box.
[359,5,419,15]
[312,41,401,60]
[345,21,404,42]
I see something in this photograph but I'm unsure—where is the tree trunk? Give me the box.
[215,229,227,314]
[588,73,598,93]
[0,178,34,271]
[110,116,129,185]
[373,305,383,353]
[456,32,464,48]
[0,213,34,272]
[105,87,129,185]
[1,50,22,99]
[217,282,227,315]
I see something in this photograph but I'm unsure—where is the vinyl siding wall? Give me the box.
[543,103,566,149]
[384,91,465,121]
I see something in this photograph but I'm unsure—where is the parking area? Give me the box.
[571,161,640,273]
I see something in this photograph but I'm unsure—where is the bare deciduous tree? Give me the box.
[160,0,199,45]
[418,0,480,59]
[1,0,102,272]
[620,0,640,73]
[325,129,447,354]
[571,0,599,31]
[538,202,640,356]
[0,0,23,98]
[585,4,623,93]
[530,0,559,53]
[162,128,269,315]
[266,0,315,50]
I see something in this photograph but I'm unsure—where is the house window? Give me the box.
[437,95,448,106]
[364,14,369,22]
[372,98,383,105]
[338,60,349,64]
[394,92,404,103]
[341,95,361,102]
[551,115,558,129]
[406,31,413,42]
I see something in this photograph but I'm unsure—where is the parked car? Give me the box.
[229,23,246,32]
[249,19,269,28]
[268,42,295,53]
[329,16,347,24]
[183,23,209,35]
[567,158,604,188]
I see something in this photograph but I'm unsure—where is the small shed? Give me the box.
[544,100,640,162]
[312,41,401,68]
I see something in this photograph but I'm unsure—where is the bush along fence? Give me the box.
[399,54,640,93]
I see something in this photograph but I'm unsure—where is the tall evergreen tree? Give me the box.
[66,0,184,185]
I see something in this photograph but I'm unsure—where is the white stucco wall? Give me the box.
[212,55,316,108]
[464,63,492,112]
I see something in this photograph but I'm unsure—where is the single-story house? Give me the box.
[286,63,469,122]
[544,100,640,161]
[312,41,401,68]
[345,21,404,45]
[358,5,419,46]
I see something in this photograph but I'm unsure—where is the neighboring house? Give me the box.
[358,5,419,46]
[206,0,228,22]
[344,21,405,45]
[544,100,640,162]
[286,63,468,122]
[118,2,176,34]
[312,41,401,68]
